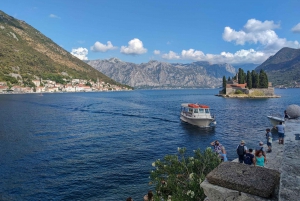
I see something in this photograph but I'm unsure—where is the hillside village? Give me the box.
[0,77,131,94]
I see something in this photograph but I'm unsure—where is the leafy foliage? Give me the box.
[150,147,221,201]
[234,90,244,94]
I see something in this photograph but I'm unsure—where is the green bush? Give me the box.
[234,90,244,94]
[150,147,221,201]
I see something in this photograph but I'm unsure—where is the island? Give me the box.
[217,68,280,98]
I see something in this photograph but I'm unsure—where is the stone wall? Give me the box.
[225,87,248,95]
[200,119,300,201]
[278,119,300,200]
[248,88,274,96]
[224,87,274,96]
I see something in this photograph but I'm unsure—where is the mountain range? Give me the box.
[255,47,300,87]
[0,10,126,88]
[87,58,237,88]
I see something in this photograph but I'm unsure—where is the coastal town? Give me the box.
[0,77,132,94]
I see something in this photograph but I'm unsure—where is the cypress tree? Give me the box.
[238,68,246,84]
[251,70,259,88]
[247,71,252,89]
[227,76,231,81]
[259,70,268,88]
[222,76,227,88]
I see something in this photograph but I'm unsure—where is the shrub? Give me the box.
[150,147,221,201]
[234,90,244,94]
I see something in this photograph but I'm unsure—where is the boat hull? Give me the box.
[180,114,215,127]
[267,116,284,126]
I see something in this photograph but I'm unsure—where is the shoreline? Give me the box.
[215,94,281,98]
[0,90,133,95]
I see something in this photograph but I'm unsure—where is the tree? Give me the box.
[222,76,227,89]
[150,147,221,201]
[238,68,246,84]
[227,76,231,81]
[246,71,252,89]
[251,70,259,88]
[259,69,269,88]
[86,82,92,87]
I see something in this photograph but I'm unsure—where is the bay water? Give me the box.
[0,89,299,200]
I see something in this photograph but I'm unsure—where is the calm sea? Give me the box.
[0,89,299,200]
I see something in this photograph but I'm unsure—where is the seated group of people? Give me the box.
[211,138,270,167]
[126,190,153,201]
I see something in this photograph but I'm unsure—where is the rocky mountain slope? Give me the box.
[0,10,125,87]
[87,58,236,88]
[255,47,300,87]
[233,63,258,72]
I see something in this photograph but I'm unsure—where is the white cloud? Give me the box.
[181,49,205,60]
[291,23,300,33]
[153,50,161,55]
[91,41,117,52]
[243,19,280,32]
[160,19,300,64]
[222,19,299,52]
[49,14,60,19]
[161,48,268,64]
[162,51,180,60]
[71,47,88,60]
[120,38,147,55]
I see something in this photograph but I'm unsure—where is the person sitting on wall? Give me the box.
[255,141,267,159]
[244,149,255,165]
[219,146,228,162]
[210,140,223,154]
[143,190,153,201]
[255,150,266,167]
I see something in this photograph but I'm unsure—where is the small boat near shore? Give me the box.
[267,115,284,126]
[180,103,216,128]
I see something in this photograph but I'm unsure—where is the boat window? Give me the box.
[205,109,209,113]
[199,109,204,113]
[188,108,193,113]
[194,109,198,113]
[183,107,189,112]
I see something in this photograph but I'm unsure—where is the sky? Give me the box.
[2,0,300,64]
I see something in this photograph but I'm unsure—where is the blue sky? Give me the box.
[2,0,300,64]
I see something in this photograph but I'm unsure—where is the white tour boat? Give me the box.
[180,103,216,127]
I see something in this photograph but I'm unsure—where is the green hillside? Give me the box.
[0,10,127,87]
[255,47,300,87]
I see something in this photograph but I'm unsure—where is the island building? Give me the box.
[220,78,274,96]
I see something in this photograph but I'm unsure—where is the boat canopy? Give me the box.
[184,103,210,109]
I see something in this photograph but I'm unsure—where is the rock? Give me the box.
[200,179,275,201]
[206,162,280,198]
[286,104,300,119]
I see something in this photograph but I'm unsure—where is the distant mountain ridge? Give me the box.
[87,58,237,88]
[0,10,125,88]
[255,47,300,87]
